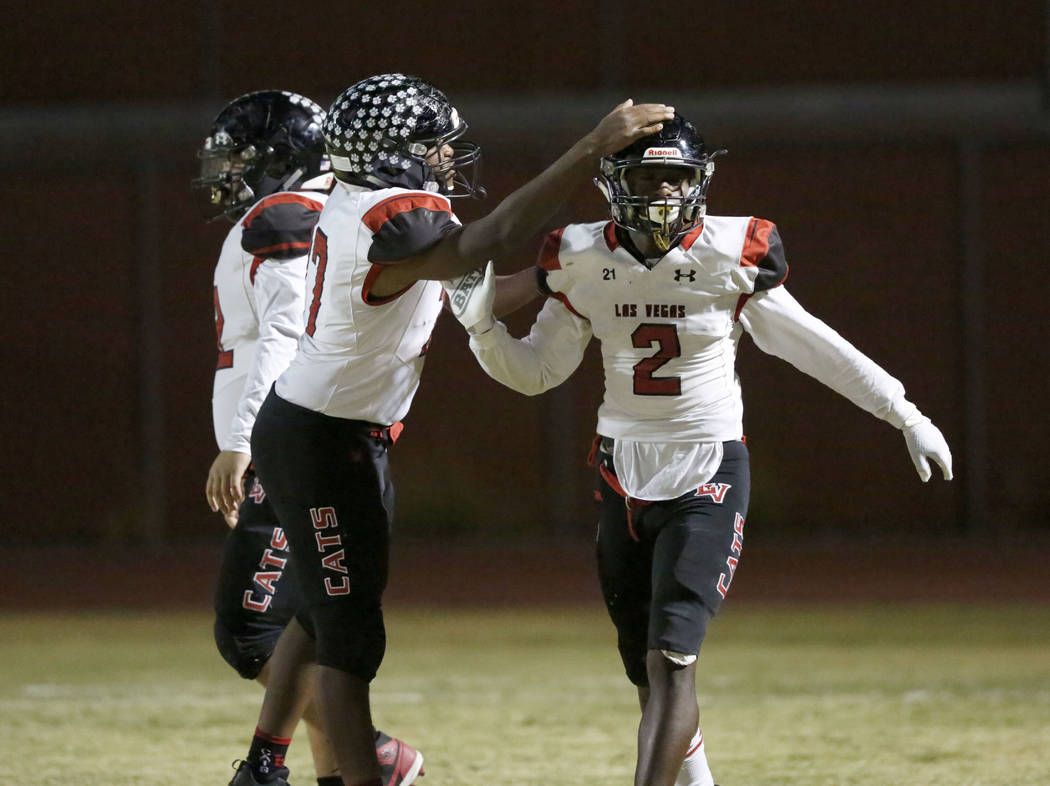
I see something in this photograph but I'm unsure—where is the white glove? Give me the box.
[902,416,953,482]
[443,261,495,334]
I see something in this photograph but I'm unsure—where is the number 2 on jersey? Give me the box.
[631,323,682,395]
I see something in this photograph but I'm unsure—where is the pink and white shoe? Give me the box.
[375,731,424,786]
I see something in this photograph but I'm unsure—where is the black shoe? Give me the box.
[227,760,291,786]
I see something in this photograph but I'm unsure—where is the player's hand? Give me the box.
[206,450,252,526]
[902,418,953,482]
[443,261,495,334]
[585,99,675,157]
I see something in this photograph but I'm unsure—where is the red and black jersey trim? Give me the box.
[535,228,587,320]
[363,193,457,265]
[240,193,324,260]
[734,217,790,321]
[535,266,553,296]
[680,221,706,251]
[741,217,789,292]
[537,227,565,272]
[361,263,415,305]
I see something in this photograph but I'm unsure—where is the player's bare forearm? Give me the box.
[388,101,674,287]
[456,100,673,262]
[493,268,540,318]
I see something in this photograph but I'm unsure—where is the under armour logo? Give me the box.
[674,269,696,282]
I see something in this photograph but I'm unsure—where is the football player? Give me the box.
[194,90,423,786]
[453,113,953,786]
[236,73,673,786]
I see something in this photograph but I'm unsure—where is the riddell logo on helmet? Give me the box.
[643,147,683,159]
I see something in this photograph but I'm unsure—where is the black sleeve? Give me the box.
[745,219,789,293]
[240,196,322,260]
[536,266,553,296]
[754,226,788,292]
[367,205,459,264]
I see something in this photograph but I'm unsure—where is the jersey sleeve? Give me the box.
[468,296,592,396]
[741,218,789,293]
[363,192,459,265]
[535,227,586,319]
[738,285,919,428]
[222,258,307,453]
[240,193,323,261]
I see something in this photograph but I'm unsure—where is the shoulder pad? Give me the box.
[742,218,789,292]
[364,192,457,264]
[240,193,324,260]
[534,227,587,319]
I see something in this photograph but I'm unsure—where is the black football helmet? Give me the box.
[596,113,725,252]
[323,73,483,198]
[193,90,330,221]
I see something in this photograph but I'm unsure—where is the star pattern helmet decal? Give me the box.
[324,74,451,179]
[323,73,483,197]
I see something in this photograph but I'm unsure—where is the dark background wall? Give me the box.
[2,1,1048,548]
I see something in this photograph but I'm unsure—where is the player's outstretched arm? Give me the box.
[380,100,674,290]
[740,287,953,482]
[902,415,953,481]
[493,267,542,320]
[451,100,674,264]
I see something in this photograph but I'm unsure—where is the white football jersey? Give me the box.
[212,187,330,454]
[501,215,789,442]
[471,216,918,498]
[275,183,452,425]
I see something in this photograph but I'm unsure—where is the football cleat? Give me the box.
[375,730,425,786]
[227,759,290,786]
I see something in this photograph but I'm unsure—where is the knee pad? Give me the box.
[213,616,280,680]
[660,649,697,667]
[310,601,387,681]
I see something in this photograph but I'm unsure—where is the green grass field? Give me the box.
[1,603,1048,785]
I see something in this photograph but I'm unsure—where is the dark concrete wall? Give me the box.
[2,1,1047,543]
[4,1,1043,104]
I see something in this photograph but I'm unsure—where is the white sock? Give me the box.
[675,728,714,786]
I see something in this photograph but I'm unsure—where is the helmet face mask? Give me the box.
[324,73,484,198]
[412,116,483,198]
[192,90,329,222]
[195,138,254,216]
[596,114,723,252]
